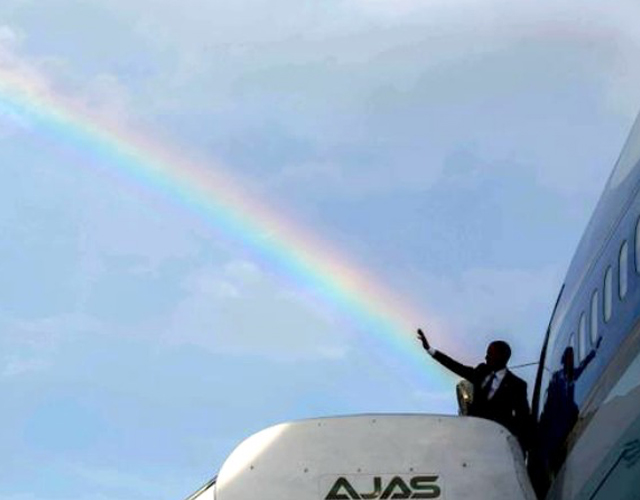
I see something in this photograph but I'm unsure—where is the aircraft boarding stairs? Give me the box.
[186,414,536,500]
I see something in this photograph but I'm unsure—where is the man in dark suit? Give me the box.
[417,328,531,452]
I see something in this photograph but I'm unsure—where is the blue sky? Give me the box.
[1,1,639,499]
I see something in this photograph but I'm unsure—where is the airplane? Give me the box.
[183,111,640,500]
[526,109,640,500]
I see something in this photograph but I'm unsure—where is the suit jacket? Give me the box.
[433,350,531,450]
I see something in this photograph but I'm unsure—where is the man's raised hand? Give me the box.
[417,328,430,351]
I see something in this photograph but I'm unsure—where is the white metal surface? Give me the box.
[215,414,536,500]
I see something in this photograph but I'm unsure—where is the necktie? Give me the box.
[482,372,496,400]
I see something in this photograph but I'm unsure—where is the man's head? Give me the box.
[485,340,511,370]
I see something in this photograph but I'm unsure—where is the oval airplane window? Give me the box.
[619,241,629,300]
[591,289,599,344]
[578,312,587,361]
[636,217,640,273]
[604,266,613,323]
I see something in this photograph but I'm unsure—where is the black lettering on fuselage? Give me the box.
[410,476,441,499]
[325,475,441,500]
[325,477,361,499]
[361,476,382,499]
[380,476,412,499]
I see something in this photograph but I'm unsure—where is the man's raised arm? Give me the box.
[417,328,477,382]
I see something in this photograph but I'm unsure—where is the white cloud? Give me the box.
[72,196,202,278]
[165,259,348,360]
[222,260,263,284]
[3,0,639,198]
[0,25,25,49]
[2,357,48,377]
[0,22,136,128]
[1,0,637,358]
[0,313,105,378]
[81,73,133,121]
[0,25,36,137]
[9,313,103,347]
[126,0,639,195]
[599,7,640,120]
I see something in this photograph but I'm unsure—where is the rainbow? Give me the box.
[0,66,454,392]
